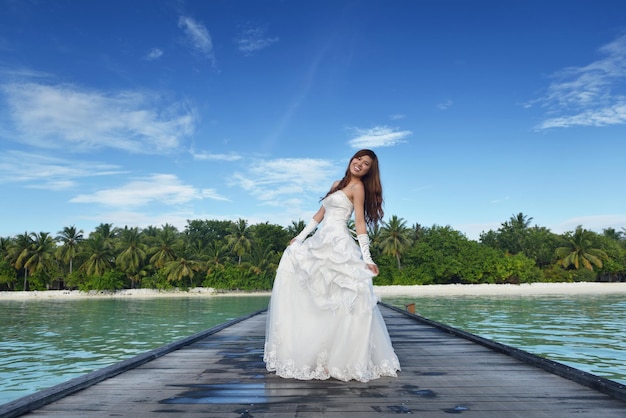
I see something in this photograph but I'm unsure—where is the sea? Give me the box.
[1,293,625,406]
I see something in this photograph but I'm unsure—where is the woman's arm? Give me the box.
[351,182,367,235]
[290,206,326,244]
[351,183,379,275]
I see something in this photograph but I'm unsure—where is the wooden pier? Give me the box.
[2,303,626,417]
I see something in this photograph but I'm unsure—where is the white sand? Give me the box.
[0,288,270,300]
[1,282,625,300]
[374,282,626,297]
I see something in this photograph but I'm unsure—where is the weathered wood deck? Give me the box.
[3,303,626,417]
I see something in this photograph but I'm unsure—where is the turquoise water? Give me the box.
[0,296,270,405]
[383,294,626,385]
[1,293,624,406]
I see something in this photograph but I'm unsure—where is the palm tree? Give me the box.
[0,236,16,289]
[287,220,306,237]
[379,215,412,269]
[368,223,382,254]
[244,243,277,276]
[56,225,84,275]
[80,234,114,277]
[18,232,57,288]
[411,222,425,242]
[116,227,147,288]
[0,236,10,258]
[9,232,34,290]
[226,219,251,265]
[205,241,229,276]
[555,226,608,271]
[94,223,118,242]
[508,212,533,229]
[163,257,202,287]
[149,226,180,269]
[498,212,533,255]
[603,227,624,241]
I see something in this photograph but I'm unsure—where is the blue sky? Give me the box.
[1,0,625,241]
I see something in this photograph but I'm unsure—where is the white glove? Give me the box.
[293,219,319,243]
[357,234,375,265]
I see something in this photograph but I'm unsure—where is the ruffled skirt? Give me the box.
[263,223,400,382]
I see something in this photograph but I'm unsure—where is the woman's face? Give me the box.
[349,155,373,178]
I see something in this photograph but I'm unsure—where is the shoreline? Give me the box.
[1,282,626,301]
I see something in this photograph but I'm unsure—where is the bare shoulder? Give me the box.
[345,181,365,201]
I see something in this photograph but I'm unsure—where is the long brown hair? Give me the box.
[325,149,384,226]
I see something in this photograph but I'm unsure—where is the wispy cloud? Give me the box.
[0,150,124,190]
[70,174,228,207]
[437,99,453,110]
[490,196,510,204]
[348,125,411,148]
[178,16,215,65]
[552,214,626,235]
[231,158,337,206]
[145,48,163,60]
[235,26,279,55]
[192,151,242,161]
[1,82,196,153]
[389,114,405,120]
[530,34,626,129]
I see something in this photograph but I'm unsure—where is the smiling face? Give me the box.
[349,154,373,178]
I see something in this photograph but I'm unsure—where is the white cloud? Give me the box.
[537,101,626,129]
[1,82,196,153]
[531,34,626,129]
[178,16,215,65]
[145,48,163,60]
[551,214,626,235]
[236,26,278,54]
[490,196,511,204]
[77,210,198,232]
[192,151,242,161]
[389,114,405,120]
[437,99,453,110]
[70,174,229,207]
[0,150,124,190]
[231,158,337,206]
[348,125,411,148]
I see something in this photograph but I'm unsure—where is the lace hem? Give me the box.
[264,343,400,383]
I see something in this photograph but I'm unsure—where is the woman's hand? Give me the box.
[367,263,379,276]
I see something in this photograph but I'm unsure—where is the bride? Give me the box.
[263,149,400,382]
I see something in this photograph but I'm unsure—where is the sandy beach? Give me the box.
[1,282,626,300]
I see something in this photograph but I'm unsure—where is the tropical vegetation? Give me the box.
[0,213,624,292]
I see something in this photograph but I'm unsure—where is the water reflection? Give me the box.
[383,294,626,384]
[0,296,270,405]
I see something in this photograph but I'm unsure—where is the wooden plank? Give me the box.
[4,304,626,417]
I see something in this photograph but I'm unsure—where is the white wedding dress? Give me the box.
[264,190,400,382]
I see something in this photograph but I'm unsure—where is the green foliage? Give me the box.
[3,211,625,293]
[592,235,626,281]
[378,215,412,269]
[396,225,542,285]
[64,271,87,289]
[25,270,50,291]
[185,219,233,247]
[543,264,597,282]
[480,213,560,268]
[555,226,608,271]
[0,259,17,290]
[80,271,125,291]
[141,270,174,290]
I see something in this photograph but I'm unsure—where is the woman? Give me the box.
[264,149,400,382]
